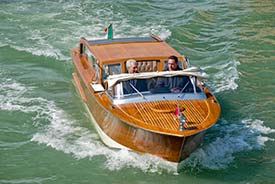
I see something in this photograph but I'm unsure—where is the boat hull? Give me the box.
[73,71,205,162]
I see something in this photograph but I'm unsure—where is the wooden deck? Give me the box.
[116,99,209,133]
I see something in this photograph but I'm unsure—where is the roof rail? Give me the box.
[150,34,162,42]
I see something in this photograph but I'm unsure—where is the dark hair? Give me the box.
[168,55,178,63]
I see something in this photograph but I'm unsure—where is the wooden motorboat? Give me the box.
[70,25,220,162]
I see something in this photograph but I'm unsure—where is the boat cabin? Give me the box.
[75,35,206,105]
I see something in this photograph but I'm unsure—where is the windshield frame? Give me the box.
[106,77,206,105]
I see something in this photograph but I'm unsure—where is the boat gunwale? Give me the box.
[70,48,220,138]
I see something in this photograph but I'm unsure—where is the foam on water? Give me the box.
[33,129,178,174]
[0,75,177,174]
[0,1,171,61]
[0,43,8,48]
[0,177,55,184]
[31,106,178,174]
[2,23,171,62]
[178,118,275,171]
[203,59,240,93]
[31,109,178,174]
[21,29,66,59]
[2,74,274,173]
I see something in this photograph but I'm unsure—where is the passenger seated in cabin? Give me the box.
[126,59,138,74]
[123,59,147,94]
[155,55,193,93]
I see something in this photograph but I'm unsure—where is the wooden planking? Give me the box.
[184,100,205,123]
[71,42,219,136]
[72,72,87,102]
[89,41,182,63]
[117,99,209,132]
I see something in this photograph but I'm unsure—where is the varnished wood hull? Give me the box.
[70,35,220,162]
[73,71,206,162]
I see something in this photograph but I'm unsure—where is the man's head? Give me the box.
[126,59,138,73]
[167,55,179,71]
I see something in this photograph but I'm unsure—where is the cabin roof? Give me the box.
[86,36,182,63]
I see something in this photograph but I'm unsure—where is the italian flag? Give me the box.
[104,24,113,39]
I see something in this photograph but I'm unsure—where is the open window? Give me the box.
[136,60,159,72]
[102,63,122,80]
[80,43,85,54]
[124,60,159,73]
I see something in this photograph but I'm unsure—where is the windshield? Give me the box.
[109,76,202,99]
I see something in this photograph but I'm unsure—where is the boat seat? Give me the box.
[137,60,157,72]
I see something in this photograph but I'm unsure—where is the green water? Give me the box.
[1,0,275,183]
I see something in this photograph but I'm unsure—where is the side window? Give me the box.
[80,43,85,54]
[85,49,96,67]
[83,47,99,79]
[102,63,121,80]
[136,60,159,72]
[94,61,99,79]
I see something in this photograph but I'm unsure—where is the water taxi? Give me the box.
[70,25,220,162]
